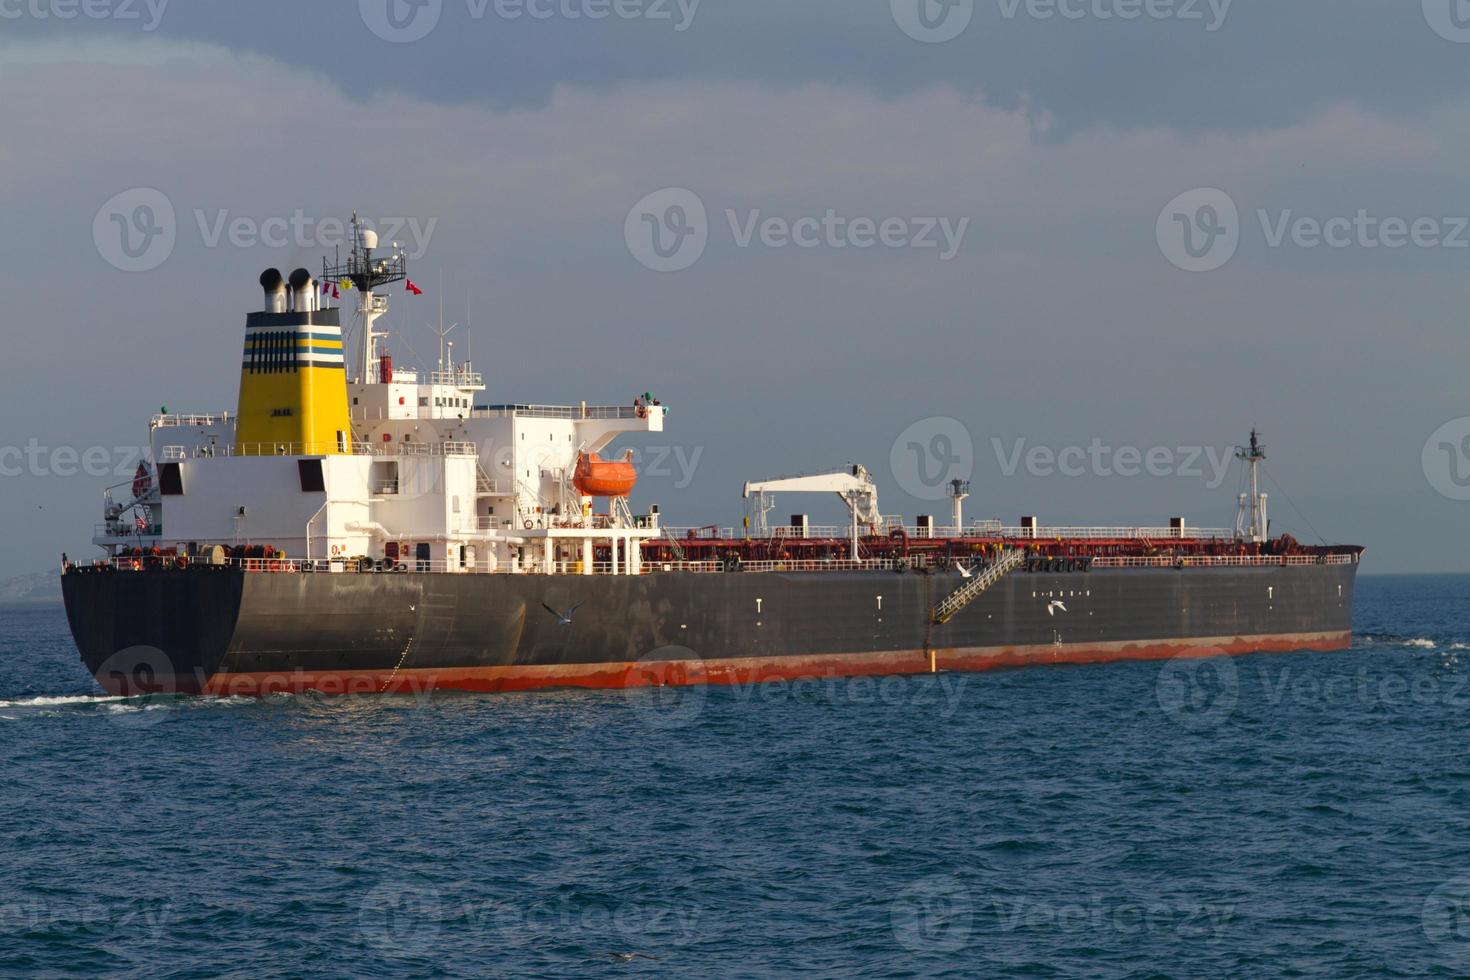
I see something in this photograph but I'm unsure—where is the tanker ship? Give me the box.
[63,219,1362,697]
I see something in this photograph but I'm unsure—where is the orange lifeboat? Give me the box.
[573,451,638,498]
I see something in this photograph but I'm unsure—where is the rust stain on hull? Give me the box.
[194,631,1352,698]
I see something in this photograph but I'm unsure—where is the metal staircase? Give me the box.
[663,527,687,562]
[475,462,498,496]
[932,549,1026,625]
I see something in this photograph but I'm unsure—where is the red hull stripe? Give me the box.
[193,631,1352,698]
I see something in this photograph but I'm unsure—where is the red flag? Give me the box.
[321,281,330,294]
[332,284,340,299]
[406,279,424,296]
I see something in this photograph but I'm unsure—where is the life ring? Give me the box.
[524,520,534,530]
[331,544,343,558]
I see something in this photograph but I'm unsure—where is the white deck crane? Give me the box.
[743,465,881,560]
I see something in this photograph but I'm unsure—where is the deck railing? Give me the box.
[1092,554,1357,568]
[677,525,1240,542]
[472,404,659,421]
[151,413,228,428]
[75,552,1356,576]
[160,441,479,459]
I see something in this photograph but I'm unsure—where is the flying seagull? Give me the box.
[956,562,974,579]
[605,952,658,963]
[542,601,586,626]
[1047,600,1068,616]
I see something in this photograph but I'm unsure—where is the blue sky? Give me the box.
[3,0,1470,574]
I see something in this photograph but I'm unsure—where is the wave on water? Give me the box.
[0,694,124,709]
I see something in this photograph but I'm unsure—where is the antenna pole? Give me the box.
[323,213,407,384]
[1234,429,1269,543]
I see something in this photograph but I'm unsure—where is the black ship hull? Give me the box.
[62,562,1358,696]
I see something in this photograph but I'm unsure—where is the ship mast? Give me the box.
[1234,429,1268,543]
[323,214,407,384]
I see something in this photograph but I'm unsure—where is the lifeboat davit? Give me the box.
[573,451,638,498]
[131,462,153,501]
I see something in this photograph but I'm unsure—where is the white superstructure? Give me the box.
[96,219,666,575]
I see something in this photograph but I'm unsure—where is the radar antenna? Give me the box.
[323,214,407,383]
